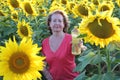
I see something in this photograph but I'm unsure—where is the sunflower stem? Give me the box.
[106,47,111,72]
[98,48,102,76]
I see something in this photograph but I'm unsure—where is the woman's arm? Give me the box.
[42,61,53,80]
[42,67,53,80]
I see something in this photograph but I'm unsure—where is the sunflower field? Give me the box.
[0,0,120,80]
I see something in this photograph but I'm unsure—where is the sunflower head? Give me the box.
[17,20,33,39]
[60,0,67,5]
[11,11,18,21]
[0,10,5,16]
[49,2,65,13]
[78,13,120,48]
[38,8,47,16]
[92,0,99,5]
[8,0,20,10]
[31,0,44,7]
[0,1,7,10]
[21,1,37,16]
[98,1,114,14]
[116,0,120,7]
[0,37,45,80]
[73,3,90,18]
[66,1,76,12]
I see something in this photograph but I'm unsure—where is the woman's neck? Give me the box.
[52,32,65,37]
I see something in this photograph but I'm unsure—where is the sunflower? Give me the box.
[11,10,18,21]
[60,0,67,5]
[0,0,7,10]
[31,0,44,7]
[98,1,114,15]
[91,0,99,6]
[116,0,120,7]
[66,1,76,13]
[49,1,65,13]
[21,1,37,16]
[78,12,120,48]
[0,37,45,80]
[38,8,47,16]
[17,20,33,39]
[0,10,5,16]
[7,0,20,10]
[72,2,91,18]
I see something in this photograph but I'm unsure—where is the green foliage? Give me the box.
[74,42,120,80]
[1,0,120,80]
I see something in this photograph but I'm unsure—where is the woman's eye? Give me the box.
[52,19,63,23]
[52,20,56,22]
[59,20,61,22]
[59,20,63,22]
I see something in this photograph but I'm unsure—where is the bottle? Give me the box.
[71,27,82,55]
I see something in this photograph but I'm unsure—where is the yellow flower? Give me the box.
[0,37,45,80]
[116,0,120,7]
[49,1,66,13]
[60,0,67,5]
[0,0,7,10]
[17,20,33,39]
[38,8,47,16]
[91,0,99,6]
[21,1,37,16]
[7,0,20,10]
[98,1,114,16]
[72,2,91,18]
[31,0,44,7]
[0,10,5,16]
[11,10,18,21]
[78,12,120,48]
[66,1,76,13]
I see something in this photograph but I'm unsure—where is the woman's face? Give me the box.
[49,13,64,33]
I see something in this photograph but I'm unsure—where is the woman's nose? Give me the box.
[55,21,59,24]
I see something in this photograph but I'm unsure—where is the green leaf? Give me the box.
[74,71,86,80]
[107,42,117,52]
[3,27,16,36]
[0,76,2,80]
[89,74,102,80]
[77,34,87,38]
[102,72,115,80]
[91,53,102,64]
[75,52,95,72]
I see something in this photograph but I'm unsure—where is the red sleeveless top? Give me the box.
[42,33,79,80]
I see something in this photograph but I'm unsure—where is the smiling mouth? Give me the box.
[54,25,61,28]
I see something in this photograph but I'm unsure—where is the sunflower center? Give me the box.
[0,11,4,16]
[70,3,75,9]
[10,0,19,8]
[20,25,28,36]
[78,5,88,16]
[61,0,67,4]
[24,3,33,14]
[93,0,99,5]
[88,18,115,39]
[39,9,45,13]
[9,52,30,74]
[12,13,18,19]
[100,5,110,11]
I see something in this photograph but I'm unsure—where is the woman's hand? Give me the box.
[79,40,87,51]
[72,40,87,55]
[43,68,53,80]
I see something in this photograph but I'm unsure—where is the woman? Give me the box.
[42,10,86,80]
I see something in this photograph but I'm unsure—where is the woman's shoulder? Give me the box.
[65,33,72,40]
[42,37,49,44]
[65,33,72,38]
